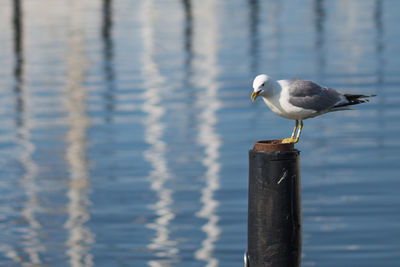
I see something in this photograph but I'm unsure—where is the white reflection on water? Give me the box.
[193,1,222,266]
[141,1,178,266]
[16,71,43,265]
[15,122,43,265]
[3,0,44,264]
[63,2,94,266]
[334,1,375,75]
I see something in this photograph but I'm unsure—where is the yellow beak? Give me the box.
[251,91,260,102]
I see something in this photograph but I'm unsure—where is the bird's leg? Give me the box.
[290,120,299,139]
[293,120,303,143]
[282,120,298,144]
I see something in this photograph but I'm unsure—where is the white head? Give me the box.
[251,74,273,102]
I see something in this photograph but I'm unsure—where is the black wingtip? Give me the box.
[344,94,376,100]
[334,93,376,108]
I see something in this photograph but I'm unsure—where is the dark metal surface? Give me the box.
[248,145,301,267]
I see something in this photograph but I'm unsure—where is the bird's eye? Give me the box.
[261,83,265,87]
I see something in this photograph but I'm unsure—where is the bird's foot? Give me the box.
[281,137,298,144]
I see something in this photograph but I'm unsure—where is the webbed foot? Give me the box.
[281,137,299,144]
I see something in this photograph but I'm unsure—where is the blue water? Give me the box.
[0,0,400,266]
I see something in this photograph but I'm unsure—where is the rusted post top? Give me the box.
[253,139,294,152]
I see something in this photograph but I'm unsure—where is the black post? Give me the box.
[245,140,301,267]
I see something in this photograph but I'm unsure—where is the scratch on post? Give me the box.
[277,170,287,184]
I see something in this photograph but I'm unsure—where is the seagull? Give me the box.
[251,74,376,144]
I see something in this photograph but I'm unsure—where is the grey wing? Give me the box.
[286,79,342,112]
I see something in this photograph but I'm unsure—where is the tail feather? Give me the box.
[334,94,376,108]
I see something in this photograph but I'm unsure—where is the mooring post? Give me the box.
[245,140,301,267]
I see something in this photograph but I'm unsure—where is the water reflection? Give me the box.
[12,0,44,264]
[141,1,177,265]
[63,3,94,266]
[0,1,398,266]
[265,0,282,73]
[334,1,373,74]
[16,94,42,265]
[374,0,384,83]
[248,0,260,73]
[313,0,326,76]
[314,0,325,50]
[102,0,116,123]
[181,0,198,131]
[182,0,193,73]
[13,0,24,127]
[374,0,385,147]
[193,1,222,266]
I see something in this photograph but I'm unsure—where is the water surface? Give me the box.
[0,0,399,266]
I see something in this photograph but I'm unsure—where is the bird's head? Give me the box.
[251,74,270,102]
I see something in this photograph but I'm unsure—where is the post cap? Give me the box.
[253,139,294,152]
